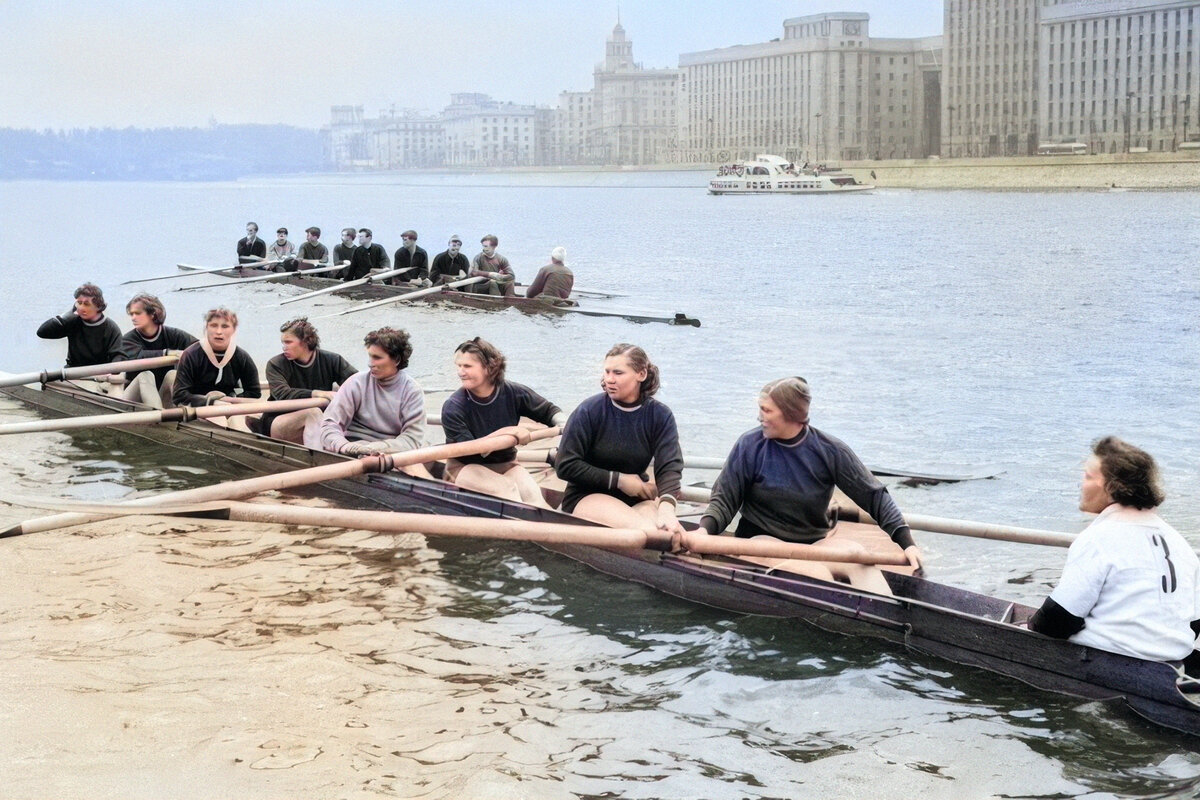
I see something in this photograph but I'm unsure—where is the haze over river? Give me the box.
[0,173,1198,798]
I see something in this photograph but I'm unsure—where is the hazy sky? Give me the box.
[5,1,943,130]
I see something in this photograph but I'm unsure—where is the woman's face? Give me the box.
[758,395,805,439]
[1079,456,1114,513]
[128,302,156,333]
[366,344,400,380]
[602,354,646,404]
[455,351,491,395]
[206,316,235,350]
[281,332,311,362]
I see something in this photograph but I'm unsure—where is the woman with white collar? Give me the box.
[171,307,262,422]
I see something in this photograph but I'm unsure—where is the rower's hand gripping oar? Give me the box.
[0,355,179,390]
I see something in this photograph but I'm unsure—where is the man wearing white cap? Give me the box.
[525,246,574,300]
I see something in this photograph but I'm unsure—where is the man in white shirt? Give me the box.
[1029,436,1200,662]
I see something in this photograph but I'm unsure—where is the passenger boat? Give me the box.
[709,154,873,195]
[175,264,701,327]
[3,378,1199,737]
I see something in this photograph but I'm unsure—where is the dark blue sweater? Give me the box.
[441,381,560,465]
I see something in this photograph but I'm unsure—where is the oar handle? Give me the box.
[661,530,911,566]
[331,276,486,317]
[0,355,179,389]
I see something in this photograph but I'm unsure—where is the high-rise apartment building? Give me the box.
[679,13,941,163]
[442,93,538,167]
[1040,1,1200,153]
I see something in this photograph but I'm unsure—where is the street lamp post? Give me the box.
[814,112,823,162]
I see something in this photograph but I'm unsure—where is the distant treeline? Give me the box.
[0,125,324,180]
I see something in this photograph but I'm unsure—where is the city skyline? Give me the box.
[3,0,943,130]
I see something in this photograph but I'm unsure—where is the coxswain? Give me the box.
[687,377,922,594]
[430,235,469,285]
[120,293,198,408]
[389,229,429,286]
[554,343,684,537]
[261,317,357,443]
[441,337,567,507]
[172,307,262,431]
[1028,436,1200,662]
[524,246,574,301]
[37,282,123,369]
[468,234,515,296]
[313,327,431,477]
[237,222,266,263]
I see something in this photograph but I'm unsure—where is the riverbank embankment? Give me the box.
[839,151,1200,190]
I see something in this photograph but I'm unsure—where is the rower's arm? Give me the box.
[1028,597,1086,638]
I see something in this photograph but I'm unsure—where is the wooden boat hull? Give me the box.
[4,380,1198,735]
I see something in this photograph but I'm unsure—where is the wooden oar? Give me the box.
[277,266,418,306]
[6,499,905,565]
[177,261,349,291]
[513,284,625,300]
[323,276,486,318]
[0,397,327,435]
[0,355,179,390]
[0,425,560,538]
[680,455,995,484]
[678,483,1077,547]
[124,262,282,285]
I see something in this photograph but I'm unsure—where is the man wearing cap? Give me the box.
[390,229,429,286]
[237,222,266,263]
[297,227,330,269]
[343,228,389,281]
[525,246,575,301]
[268,227,298,271]
[430,236,470,286]
[469,234,515,296]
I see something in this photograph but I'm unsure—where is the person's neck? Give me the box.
[468,381,496,400]
[137,323,160,338]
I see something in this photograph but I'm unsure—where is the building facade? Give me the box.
[679,13,941,164]
[367,110,444,169]
[1040,0,1200,153]
[589,23,681,165]
[442,93,539,167]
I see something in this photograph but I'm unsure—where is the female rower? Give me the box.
[314,327,431,477]
[554,343,684,536]
[120,293,197,409]
[441,337,567,507]
[692,376,922,593]
[261,317,357,443]
[172,308,261,431]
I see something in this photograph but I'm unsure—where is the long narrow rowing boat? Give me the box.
[175,264,701,327]
[4,379,1199,736]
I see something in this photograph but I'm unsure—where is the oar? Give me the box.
[6,499,906,565]
[1,425,560,538]
[0,397,327,435]
[124,262,283,285]
[680,455,994,484]
[322,276,486,318]
[0,355,179,390]
[513,283,626,300]
[176,261,349,291]
[677,484,1078,548]
[277,266,419,306]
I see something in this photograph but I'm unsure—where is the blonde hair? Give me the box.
[203,307,238,328]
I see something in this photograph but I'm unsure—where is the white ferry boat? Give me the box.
[708,154,873,195]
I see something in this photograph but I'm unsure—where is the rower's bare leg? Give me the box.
[506,465,552,509]
[301,412,324,449]
[572,494,657,532]
[270,407,322,444]
[400,462,435,480]
[747,536,836,583]
[821,539,893,596]
[454,464,523,502]
[121,371,163,409]
[159,370,178,408]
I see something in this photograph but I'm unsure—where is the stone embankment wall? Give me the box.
[838,151,1200,189]
[840,149,1200,189]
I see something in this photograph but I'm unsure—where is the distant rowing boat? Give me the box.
[175,264,701,327]
[4,378,1200,737]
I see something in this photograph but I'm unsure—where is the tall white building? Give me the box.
[590,22,681,165]
[442,93,538,167]
[1040,1,1200,152]
[679,13,941,163]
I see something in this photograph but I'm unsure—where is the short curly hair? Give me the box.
[364,327,412,370]
[126,293,165,324]
[280,317,320,349]
[1093,435,1164,510]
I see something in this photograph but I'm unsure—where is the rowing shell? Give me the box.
[177,266,701,327]
[3,380,1198,736]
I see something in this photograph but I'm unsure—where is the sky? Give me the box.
[3,1,943,130]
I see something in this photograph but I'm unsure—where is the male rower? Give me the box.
[525,246,574,301]
[430,235,469,285]
[297,226,330,269]
[236,222,266,263]
[37,283,123,368]
[267,227,297,271]
[333,227,357,273]
[390,229,429,286]
[1028,437,1200,662]
[469,234,515,296]
[343,228,389,281]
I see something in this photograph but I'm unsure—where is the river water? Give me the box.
[0,173,1198,798]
